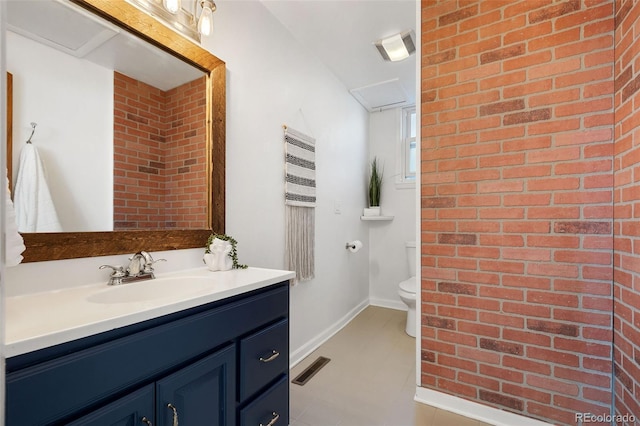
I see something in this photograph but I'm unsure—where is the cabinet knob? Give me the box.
[167,403,179,426]
[141,417,153,426]
[259,350,280,363]
[260,411,280,426]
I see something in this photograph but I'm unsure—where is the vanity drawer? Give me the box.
[239,375,289,426]
[239,319,289,401]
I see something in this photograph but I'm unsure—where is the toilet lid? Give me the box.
[399,276,416,294]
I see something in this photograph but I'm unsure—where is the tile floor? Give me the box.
[289,306,493,426]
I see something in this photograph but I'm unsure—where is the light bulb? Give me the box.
[198,4,213,36]
[163,0,181,14]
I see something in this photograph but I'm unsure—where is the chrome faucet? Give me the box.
[128,251,166,277]
[100,251,166,285]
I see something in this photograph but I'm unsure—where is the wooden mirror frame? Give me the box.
[19,0,225,262]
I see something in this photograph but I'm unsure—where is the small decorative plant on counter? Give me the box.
[203,233,248,271]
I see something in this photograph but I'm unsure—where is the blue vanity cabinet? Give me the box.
[67,345,236,426]
[5,281,289,426]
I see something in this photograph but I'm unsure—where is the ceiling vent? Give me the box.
[350,79,409,112]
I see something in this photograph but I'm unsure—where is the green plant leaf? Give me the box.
[368,157,383,207]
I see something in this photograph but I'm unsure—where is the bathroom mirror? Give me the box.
[10,0,225,262]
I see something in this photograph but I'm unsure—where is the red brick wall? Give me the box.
[614,0,640,422]
[164,78,208,228]
[421,1,615,424]
[114,72,166,229]
[113,72,207,229]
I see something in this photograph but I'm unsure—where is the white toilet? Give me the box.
[398,241,417,337]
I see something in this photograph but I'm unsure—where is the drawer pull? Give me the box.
[141,417,153,426]
[259,350,280,363]
[260,411,280,426]
[167,403,179,426]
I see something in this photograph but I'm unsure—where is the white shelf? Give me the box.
[360,215,394,221]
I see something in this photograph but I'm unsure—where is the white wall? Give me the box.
[368,108,416,309]
[7,31,113,232]
[204,1,370,363]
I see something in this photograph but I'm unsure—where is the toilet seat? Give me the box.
[399,276,416,294]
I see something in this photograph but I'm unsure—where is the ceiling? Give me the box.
[261,0,417,112]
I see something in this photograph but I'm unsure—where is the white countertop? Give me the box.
[5,267,295,358]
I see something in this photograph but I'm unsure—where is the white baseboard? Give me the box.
[369,296,406,311]
[415,387,551,426]
[289,299,369,368]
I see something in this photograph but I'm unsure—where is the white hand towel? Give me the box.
[5,168,26,266]
[14,143,62,233]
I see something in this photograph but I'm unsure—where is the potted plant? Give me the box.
[364,157,383,216]
[203,233,248,271]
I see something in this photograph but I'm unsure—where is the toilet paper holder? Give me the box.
[345,240,363,252]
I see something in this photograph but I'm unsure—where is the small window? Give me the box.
[402,107,416,182]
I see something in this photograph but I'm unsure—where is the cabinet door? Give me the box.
[66,384,154,426]
[156,345,236,426]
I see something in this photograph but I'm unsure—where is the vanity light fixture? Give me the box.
[197,0,216,36]
[160,0,216,36]
[126,0,216,42]
[374,30,416,62]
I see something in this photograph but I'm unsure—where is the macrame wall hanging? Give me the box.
[283,125,316,283]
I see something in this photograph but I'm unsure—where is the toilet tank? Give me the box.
[406,241,416,277]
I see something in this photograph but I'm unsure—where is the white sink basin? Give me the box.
[87,276,214,304]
